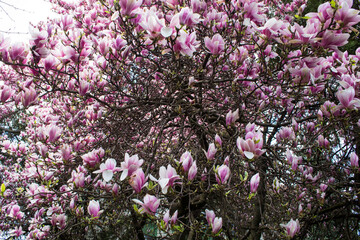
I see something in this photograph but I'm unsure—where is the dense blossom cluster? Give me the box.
[1,0,360,239]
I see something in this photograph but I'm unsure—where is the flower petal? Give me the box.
[103,170,114,182]
[244,151,254,159]
[161,27,173,38]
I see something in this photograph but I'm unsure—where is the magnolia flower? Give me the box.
[0,85,14,103]
[205,209,222,234]
[152,164,181,194]
[350,152,359,168]
[163,209,178,227]
[133,194,160,215]
[286,150,302,171]
[215,134,222,147]
[276,127,295,142]
[79,80,90,96]
[281,218,300,238]
[317,135,330,148]
[320,183,328,192]
[205,143,217,160]
[212,217,223,234]
[129,168,147,193]
[119,0,143,16]
[120,153,144,181]
[250,173,260,193]
[21,87,37,107]
[205,33,225,55]
[188,161,198,180]
[93,158,121,182]
[71,170,85,188]
[10,226,24,237]
[82,148,104,168]
[88,200,103,218]
[337,87,360,108]
[179,151,193,172]
[320,30,349,49]
[215,164,230,184]
[237,129,265,159]
[9,205,24,220]
[177,7,201,27]
[174,30,200,57]
[226,109,239,126]
[47,124,62,143]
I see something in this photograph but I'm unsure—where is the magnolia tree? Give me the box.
[1,0,360,239]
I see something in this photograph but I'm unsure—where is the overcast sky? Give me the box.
[0,0,57,42]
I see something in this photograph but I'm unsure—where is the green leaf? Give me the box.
[1,183,5,193]
[294,14,311,20]
[133,204,139,213]
[330,0,336,8]
[244,171,248,181]
[248,192,255,200]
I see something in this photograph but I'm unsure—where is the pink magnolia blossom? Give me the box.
[0,85,14,103]
[120,0,143,16]
[212,217,223,234]
[205,209,222,234]
[337,87,360,108]
[71,170,85,188]
[43,55,59,71]
[93,158,121,182]
[205,209,215,224]
[350,152,359,168]
[188,161,197,180]
[281,218,300,238]
[60,15,73,31]
[139,8,166,39]
[276,127,295,142]
[226,109,239,126]
[61,144,72,161]
[21,87,37,107]
[317,135,330,148]
[215,134,222,147]
[286,150,302,171]
[243,2,265,23]
[79,80,90,96]
[320,183,328,192]
[205,143,217,160]
[9,42,28,62]
[129,168,147,193]
[215,164,230,184]
[120,153,144,180]
[310,2,333,23]
[175,7,201,27]
[335,0,360,27]
[133,194,160,215]
[87,200,103,218]
[204,33,225,55]
[47,124,62,143]
[163,209,178,227]
[250,173,260,193]
[237,130,265,159]
[320,30,349,49]
[191,0,206,13]
[173,30,200,57]
[179,151,194,172]
[9,205,24,220]
[152,164,181,194]
[82,148,104,168]
[10,226,24,237]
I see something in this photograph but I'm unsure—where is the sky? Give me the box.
[0,0,57,42]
